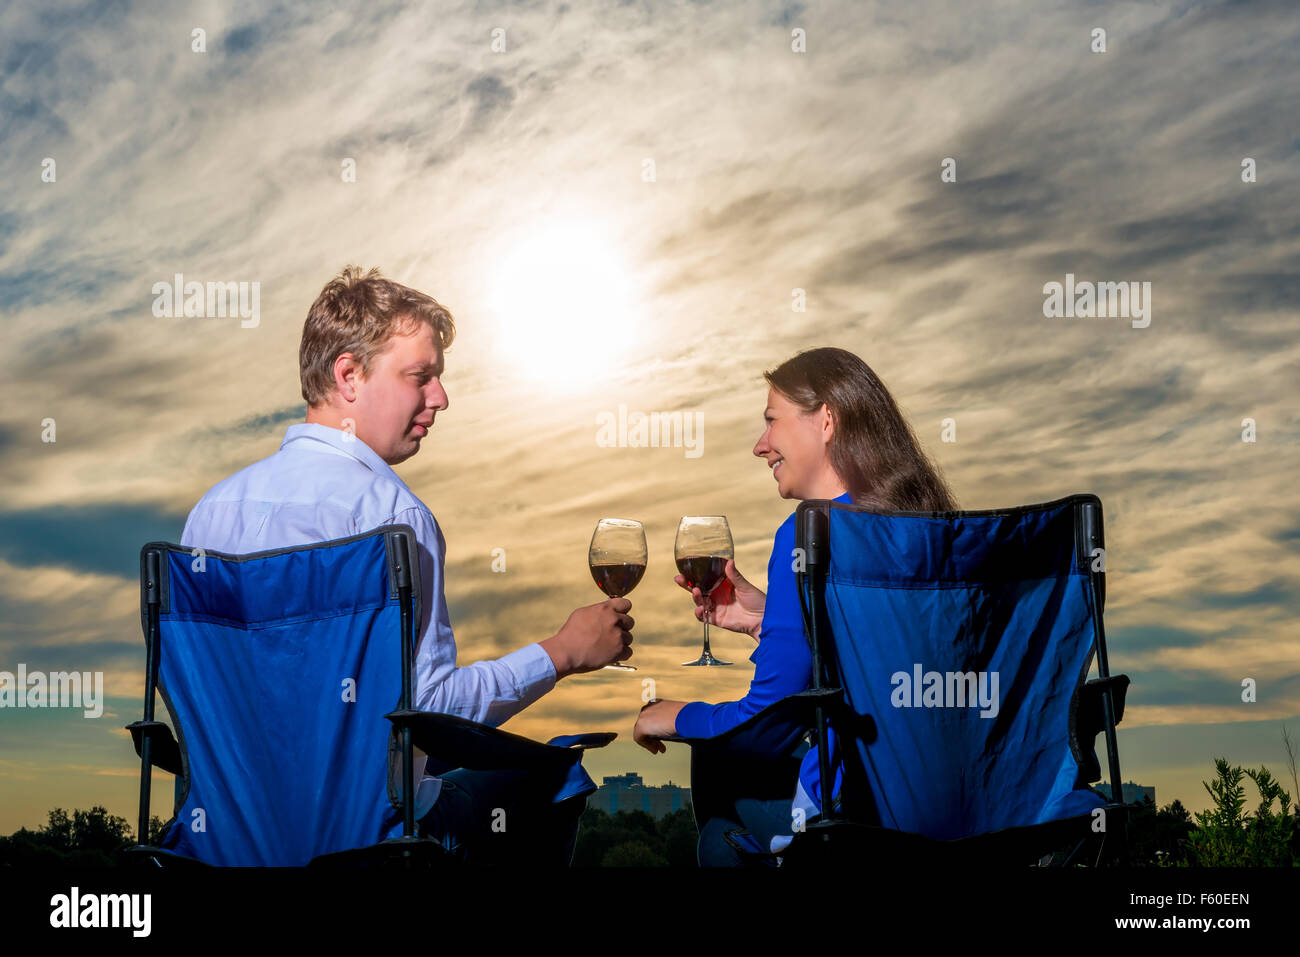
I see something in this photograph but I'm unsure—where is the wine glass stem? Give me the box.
[702,596,712,655]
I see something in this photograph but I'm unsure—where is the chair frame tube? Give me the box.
[800,507,835,822]
[136,549,162,846]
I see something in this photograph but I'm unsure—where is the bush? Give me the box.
[1123,795,1194,866]
[601,841,669,867]
[572,806,697,867]
[1180,758,1298,867]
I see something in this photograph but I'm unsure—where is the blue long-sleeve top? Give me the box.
[675,493,852,740]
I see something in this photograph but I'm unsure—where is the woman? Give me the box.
[632,346,957,864]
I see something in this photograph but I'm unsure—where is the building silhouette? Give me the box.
[588,772,691,819]
[1093,780,1156,806]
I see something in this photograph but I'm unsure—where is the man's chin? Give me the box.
[384,442,420,466]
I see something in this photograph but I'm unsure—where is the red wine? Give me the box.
[676,555,728,595]
[590,562,645,598]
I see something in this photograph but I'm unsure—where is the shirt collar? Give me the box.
[281,422,407,485]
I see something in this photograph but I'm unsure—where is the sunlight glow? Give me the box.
[486,221,643,387]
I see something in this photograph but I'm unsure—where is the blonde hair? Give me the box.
[299,265,455,406]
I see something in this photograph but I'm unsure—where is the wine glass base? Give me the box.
[681,651,732,666]
[602,663,637,671]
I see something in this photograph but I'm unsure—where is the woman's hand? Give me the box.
[674,559,766,640]
[633,699,686,754]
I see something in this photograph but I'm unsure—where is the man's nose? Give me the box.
[429,381,449,412]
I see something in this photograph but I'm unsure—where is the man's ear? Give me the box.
[333,352,362,402]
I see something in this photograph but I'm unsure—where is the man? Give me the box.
[181,265,634,864]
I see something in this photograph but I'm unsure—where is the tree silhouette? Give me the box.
[0,806,167,867]
[572,806,697,867]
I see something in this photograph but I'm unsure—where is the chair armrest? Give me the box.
[386,710,615,772]
[664,688,839,759]
[126,720,183,775]
[666,691,839,832]
[545,732,617,750]
[1073,675,1130,784]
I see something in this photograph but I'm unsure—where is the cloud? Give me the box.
[0,504,187,579]
[1192,580,1296,611]
[1,0,1298,830]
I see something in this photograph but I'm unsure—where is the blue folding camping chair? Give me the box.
[669,494,1130,867]
[124,524,613,867]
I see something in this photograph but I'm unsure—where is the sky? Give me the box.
[1,0,1298,836]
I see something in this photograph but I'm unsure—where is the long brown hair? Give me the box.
[764,347,957,512]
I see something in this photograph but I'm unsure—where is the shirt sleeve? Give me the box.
[393,506,557,727]
[179,503,203,549]
[674,512,813,739]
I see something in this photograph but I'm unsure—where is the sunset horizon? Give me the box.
[3,0,1298,856]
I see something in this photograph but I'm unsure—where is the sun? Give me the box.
[486,221,643,387]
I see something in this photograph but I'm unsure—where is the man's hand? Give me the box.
[541,598,634,678]
[633,699,685,754]
[674,559,765,640]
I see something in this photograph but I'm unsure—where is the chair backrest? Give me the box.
[141,525,420,865]
[797,495,1109,840]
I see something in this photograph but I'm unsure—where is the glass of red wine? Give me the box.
[675,515,734,666]
[589,518,646,672]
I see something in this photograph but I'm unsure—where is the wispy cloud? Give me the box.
[1,0,1297,830]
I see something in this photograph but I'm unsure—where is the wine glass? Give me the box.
[675,515,734,666]
[589,518,646,672]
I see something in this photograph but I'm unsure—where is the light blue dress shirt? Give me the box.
[180,422,558,819]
